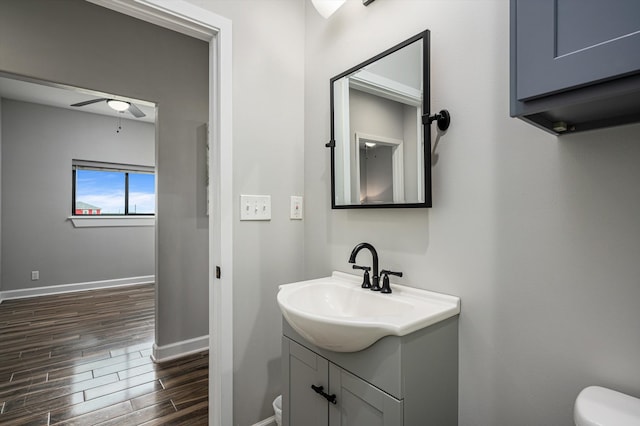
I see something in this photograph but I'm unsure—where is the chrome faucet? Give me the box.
[348,242,381,291]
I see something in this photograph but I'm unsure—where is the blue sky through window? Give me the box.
[129,173,155,214]
[76,169,155,214]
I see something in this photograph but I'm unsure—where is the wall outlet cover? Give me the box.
[290,196,303,220]
[240,195,271,221]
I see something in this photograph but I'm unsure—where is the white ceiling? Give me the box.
[0,76,156,123]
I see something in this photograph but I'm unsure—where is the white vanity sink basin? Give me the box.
[277,271,460,352]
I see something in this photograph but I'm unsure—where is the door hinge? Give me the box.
[216,266,221,279]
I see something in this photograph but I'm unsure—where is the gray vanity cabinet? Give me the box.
[510,0,640,134]
[328,364,403,426]
[282,317,459,426]
[285,340,329,426]
[283,339,403,426]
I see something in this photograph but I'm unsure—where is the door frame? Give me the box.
[87,1,234,425]
[354,132,405,204]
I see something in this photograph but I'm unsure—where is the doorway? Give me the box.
[355,132,405,204]
[85,2,235,425]
[0,1,233,425]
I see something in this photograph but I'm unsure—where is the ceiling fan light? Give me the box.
[107,99,130,112]
[311,0,346,18]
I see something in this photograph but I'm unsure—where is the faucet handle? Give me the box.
[381,270,403,278]
[352,265,371,272]
[352,265,372,288]
[379,270,403,294]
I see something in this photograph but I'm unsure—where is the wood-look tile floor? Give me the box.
[0,284,208,425]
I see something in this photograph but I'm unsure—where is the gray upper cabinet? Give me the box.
[510,0,640,134]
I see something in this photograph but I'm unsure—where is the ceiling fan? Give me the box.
[70,98,146,118]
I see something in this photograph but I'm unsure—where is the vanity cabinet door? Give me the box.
[328,364,403,426]
[283,339,329,426]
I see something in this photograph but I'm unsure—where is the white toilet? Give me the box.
[574,386,640,425]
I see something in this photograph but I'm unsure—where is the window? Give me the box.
[72,160,155,215]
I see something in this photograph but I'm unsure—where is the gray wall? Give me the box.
[184,1,306,424]
[367,40,422,91]
[350,89,419,203]
[0,1,208,347]
[305,1,640,425]
[0,98,2,291]
[1,99,154,290]
[350,89,403,201]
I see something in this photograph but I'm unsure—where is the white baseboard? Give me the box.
[0,275,155,304]
[151,335,209,363]
[252,416,276,426]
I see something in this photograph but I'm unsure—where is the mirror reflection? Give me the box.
[330,31,429,208]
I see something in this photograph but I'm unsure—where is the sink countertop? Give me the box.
[277,271,461,352]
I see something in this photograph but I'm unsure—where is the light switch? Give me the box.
[240,195,271,221]
[290,196,303,220]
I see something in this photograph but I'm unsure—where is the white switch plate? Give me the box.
[290,196,303,220]
[240,195,271,221]
[31,270,39,281]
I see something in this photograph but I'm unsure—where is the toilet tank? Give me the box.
[575,386,640,426]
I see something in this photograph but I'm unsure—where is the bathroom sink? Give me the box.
[277,271,460,352]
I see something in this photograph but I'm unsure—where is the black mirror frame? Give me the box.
[327,30,431,209]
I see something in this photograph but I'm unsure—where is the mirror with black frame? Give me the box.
[328,30,433,209]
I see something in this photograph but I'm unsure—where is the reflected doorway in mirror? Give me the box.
[355,133,405,204]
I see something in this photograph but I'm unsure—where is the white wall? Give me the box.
[305,1,640,425]
[182,1,306,424]
[1,99,154,291]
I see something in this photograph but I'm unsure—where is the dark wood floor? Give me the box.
[0,284,208,425]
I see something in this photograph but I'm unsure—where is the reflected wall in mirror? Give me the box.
[329,31,430,208]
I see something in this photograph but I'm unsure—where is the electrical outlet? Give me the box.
[31,271,39,281]
[290,196,303,220]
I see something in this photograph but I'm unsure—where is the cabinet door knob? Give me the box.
[311,384,337,404]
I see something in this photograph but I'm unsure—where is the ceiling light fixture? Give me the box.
[311,0,376,19]
[106,99,131,112]
[311,0,346,18]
